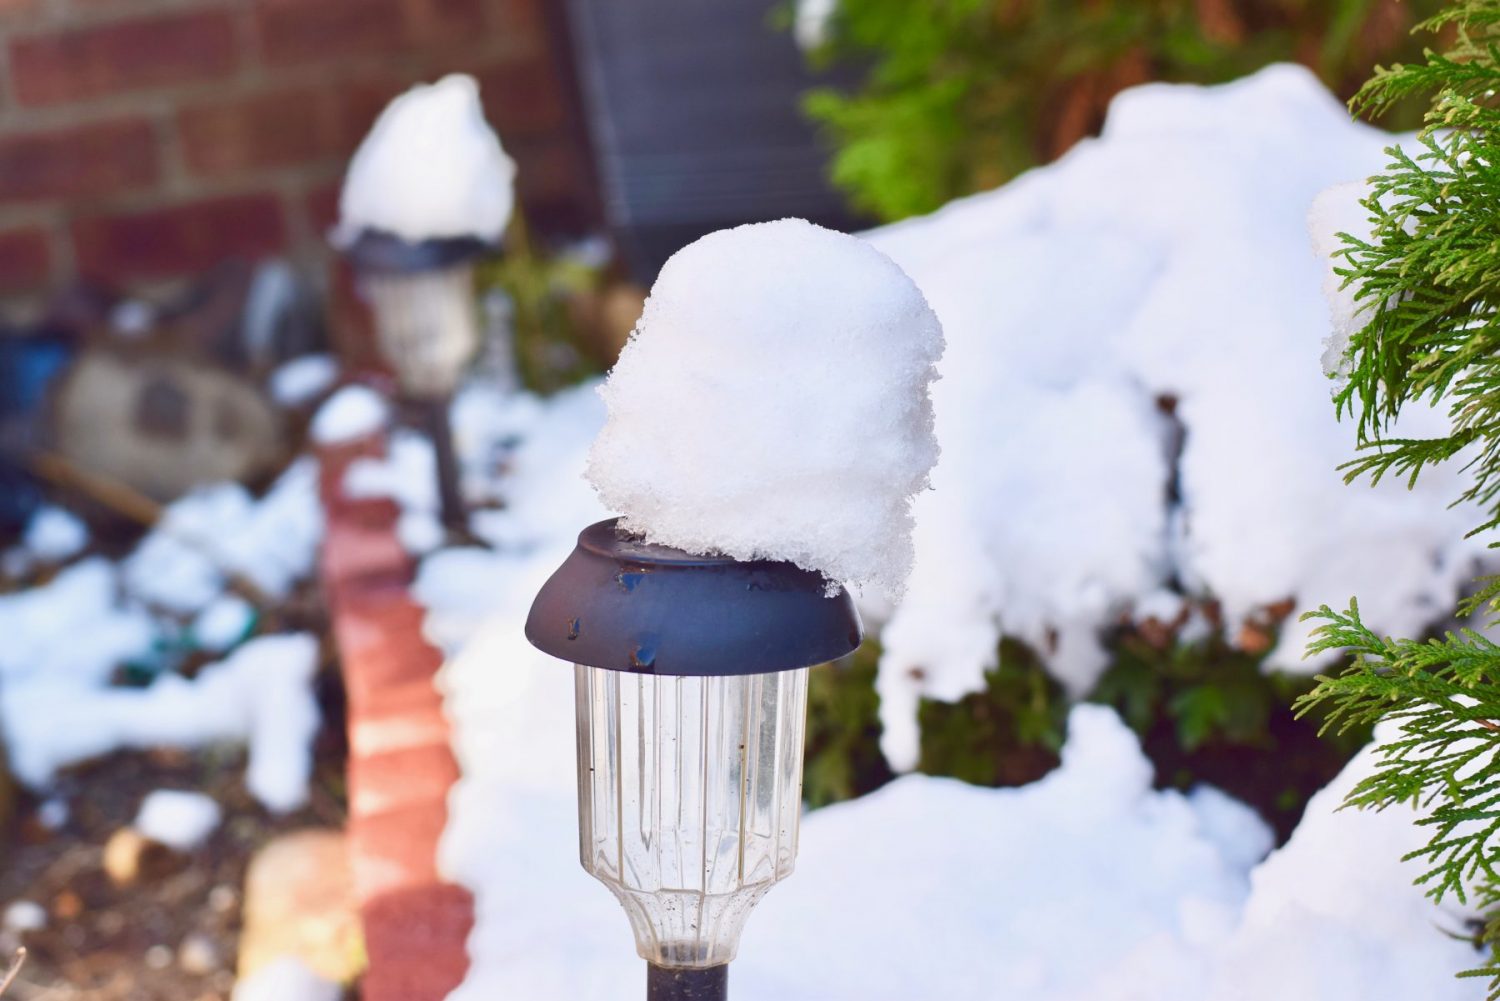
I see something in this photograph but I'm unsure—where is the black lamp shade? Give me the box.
[526,518,863,676]
[343,228,494,275]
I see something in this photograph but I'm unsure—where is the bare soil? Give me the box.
[0,676,348,1001]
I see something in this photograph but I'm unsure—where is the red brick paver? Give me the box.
[319,429,474,1001]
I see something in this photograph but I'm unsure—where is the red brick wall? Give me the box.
[0,0,595,313]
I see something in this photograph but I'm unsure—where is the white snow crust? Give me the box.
[586,218,944,598]
[135,789,222,850]
[337,74,516,245]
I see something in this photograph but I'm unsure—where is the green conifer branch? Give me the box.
[1302,5,1500,994]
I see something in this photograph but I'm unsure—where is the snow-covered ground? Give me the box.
[415,383,1483,1000]
[0,457,326,813]
[406,66,1491,1000]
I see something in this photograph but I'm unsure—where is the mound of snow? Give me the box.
[337,74,515,245]
[1202,725,1481,1001]
[864,64,1484,765]
[587,219,944,597]
[436,575,1478,1001]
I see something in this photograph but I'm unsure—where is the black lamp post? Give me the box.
[344,228,490,532]
[526,519,863,1001]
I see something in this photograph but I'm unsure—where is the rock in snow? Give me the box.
[336,74,516,245]
[587,218,944,598]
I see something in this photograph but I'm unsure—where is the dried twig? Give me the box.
[0,947,26,998]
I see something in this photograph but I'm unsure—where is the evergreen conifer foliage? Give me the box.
[1301,2,1500,992]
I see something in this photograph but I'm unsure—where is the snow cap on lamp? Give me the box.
[585,218,945,600]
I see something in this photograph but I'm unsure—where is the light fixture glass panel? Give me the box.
[574,665,809,968]
[363,265,479,397]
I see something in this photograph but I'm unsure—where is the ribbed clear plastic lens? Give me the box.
[363,265,479,397]
[574,666,809,968]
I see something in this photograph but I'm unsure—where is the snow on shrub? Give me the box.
[865,64,1483,767]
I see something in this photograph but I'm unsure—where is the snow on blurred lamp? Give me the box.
[343,228,489,399]
[526,518,862,1000]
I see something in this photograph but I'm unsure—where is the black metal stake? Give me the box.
[646,963,728,1001]
[418,395,466,532]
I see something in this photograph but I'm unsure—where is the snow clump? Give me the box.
[269,354,339,407]
[135,789,222,850]
[310,385,389,446]
[336,74,516,245]
[586,218,944,598]
[23,505,88,562]
[123,458,322,614]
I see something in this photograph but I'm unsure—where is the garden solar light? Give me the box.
[344,228,490,530]
[526,518,863,1001]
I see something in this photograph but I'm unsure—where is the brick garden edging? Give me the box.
[0,0,593,345]
[318,433,473,1001]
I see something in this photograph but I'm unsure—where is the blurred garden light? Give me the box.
[343,229,490,531]
[526,518,863,1001]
